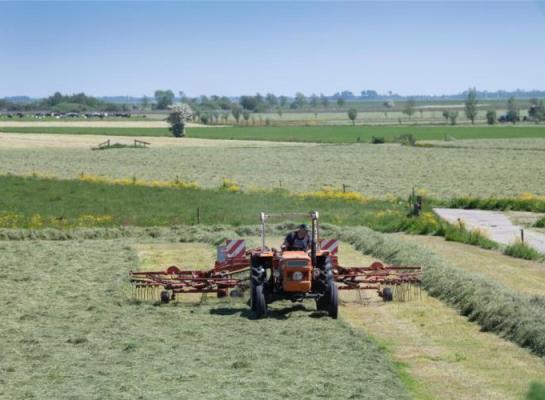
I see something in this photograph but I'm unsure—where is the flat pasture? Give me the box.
[3,124,545,142]
[1,137,544,198]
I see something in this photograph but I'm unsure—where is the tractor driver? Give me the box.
[282,224,311,251]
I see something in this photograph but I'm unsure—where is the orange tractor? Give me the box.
[130,211,421,319]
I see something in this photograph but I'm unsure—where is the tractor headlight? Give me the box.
[292,271,303,281]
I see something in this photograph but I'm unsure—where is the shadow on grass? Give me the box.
[210,303,329,320]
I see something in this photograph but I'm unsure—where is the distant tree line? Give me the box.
[0,92,134,113]
[3,88,545,128]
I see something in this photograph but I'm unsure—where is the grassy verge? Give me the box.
[0,174,504,254]
[0,238,409,399]
[0,174,412,227]
[0,126,170,137]
[331,225,545,358]
[3,125,545,142]
[443,222,498,249]
[395,235,545,297]
[444,195,545,213]
[534,217,545,228]
[504,241,543,261]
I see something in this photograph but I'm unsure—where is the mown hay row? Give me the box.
[332,226,545,357]
[3,223,545,356]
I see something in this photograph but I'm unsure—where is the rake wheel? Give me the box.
[160,290,171,304]
[382,287,393,302]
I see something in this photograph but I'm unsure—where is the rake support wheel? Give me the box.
[160,290,171,304]
[382,287,393,302]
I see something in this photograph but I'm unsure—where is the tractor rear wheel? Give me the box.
[251,283,267,319]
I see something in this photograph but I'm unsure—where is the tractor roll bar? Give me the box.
[259,211,320,251]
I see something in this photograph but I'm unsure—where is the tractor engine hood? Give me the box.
[280,252,312,292]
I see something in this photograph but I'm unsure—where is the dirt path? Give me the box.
[434,208,545,253]
[0,132,310,149]
[395,234,545,296]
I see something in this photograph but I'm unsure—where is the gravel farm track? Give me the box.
[434,208,545,252]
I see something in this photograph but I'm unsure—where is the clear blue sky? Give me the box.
[1,1,544,97]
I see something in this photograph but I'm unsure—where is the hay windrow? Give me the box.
[331,226,545,357]
[4,224,545,356]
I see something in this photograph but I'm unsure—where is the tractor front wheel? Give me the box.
[251,283,267,319]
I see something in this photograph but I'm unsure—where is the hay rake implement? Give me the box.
[129,212,422,316]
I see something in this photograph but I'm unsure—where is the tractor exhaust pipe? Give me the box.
[310,211,319,267]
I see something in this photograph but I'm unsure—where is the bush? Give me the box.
[534,217,545,228]
[445,195,545,213]
[371,136,385,144]
[486,110,497,125]
[527,382,545,400]
[504,241,542,261]
[443,222,498,250]
[395,133,416,146]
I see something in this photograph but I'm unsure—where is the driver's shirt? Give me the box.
[287,232,310,250]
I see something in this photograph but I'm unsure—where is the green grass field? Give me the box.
[0,175,405,227]
[0,238,409,400]
[188,125,545,143]
[0,126,169,137]
[2,138,544,198]
[2,124,545,142]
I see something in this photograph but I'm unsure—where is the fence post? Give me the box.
[197,208,200,224]
[521,229,525,243]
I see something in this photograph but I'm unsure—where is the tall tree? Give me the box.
[294,92,307,109]
[320,94,329,108]
[154,90,175,109]
[464,87,478,124]
[242,110,251,124]
[403,98,416,119]
[141,96,149,111]
[167,104,193,137]
[347,108,358,126]
[265,93,278,107]
[486,110,497,125]
[336,98,345,108]
[231,105,243,124]
[507,96,520,124]
[310,94,319,108]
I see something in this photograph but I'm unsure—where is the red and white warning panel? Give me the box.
[320,239,339,254]
[225,239,246,258]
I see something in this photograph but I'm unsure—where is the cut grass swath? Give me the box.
[0,238,410,400]
[331,226,545,358]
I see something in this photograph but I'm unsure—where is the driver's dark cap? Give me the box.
[298,224,308,230]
